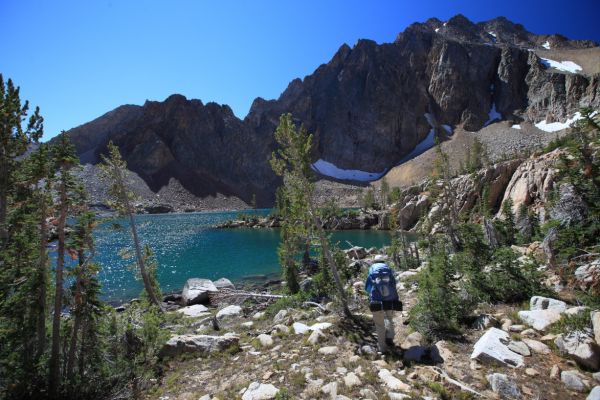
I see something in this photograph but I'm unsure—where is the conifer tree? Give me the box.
[270,114,351,317]
[0,74,43,243]
[99,142,162,308]
[48,132,79,398]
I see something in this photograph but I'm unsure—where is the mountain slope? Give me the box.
[62,14,600,208]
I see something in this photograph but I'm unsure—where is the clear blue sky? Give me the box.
[2,0,598,140]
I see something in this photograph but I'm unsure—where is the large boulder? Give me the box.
[529,296,567,312]
[159,333,239,358]
[242,382,279,400]
[555,330,600,371]
[181,278,218,305]
[518,309,563,331]
[470,328,524,368]
[216,305,243,321]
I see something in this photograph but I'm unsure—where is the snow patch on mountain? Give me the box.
[542,41,551,49]
[540,58,582,73]
[311,160,385,182]
[535,112,582,132]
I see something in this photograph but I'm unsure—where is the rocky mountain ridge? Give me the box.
[61,14,600,209]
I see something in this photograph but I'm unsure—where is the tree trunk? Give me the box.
[0,155,7,244]
[128,212,161,308]
[36,190,48,361]
[49,179,68,398]
[308,198,352,318]
[66,250,84,384]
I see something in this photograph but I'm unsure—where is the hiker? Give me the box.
[365,255,402,353]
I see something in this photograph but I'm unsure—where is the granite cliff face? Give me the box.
[64,14,600,207]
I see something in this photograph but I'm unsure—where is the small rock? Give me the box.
[241,321,254,329]
[242,382,279,400]
[321,381,337,395]
[359,388,378,400]
[473,314,499,330]
[378,369,411,391]
[520,328,537,337]
[307,329,327,345]
[508,341,531,357]
[509,325,526,333]
[566,306,589,316]
[256,334,274,348]
[318,346,339,355]
[252,311,266,320]
[159,334,239,358]
[594,372,600,383]
[271,324,290,335]
[487,373,522,399]
[213,277,235,290]
[293,322,311,334]
[525,368,539,376]
[310,322,333,332]
[592,311,600,344]
[501,318,513,331]
[272,309,288,324]
[343,372,362,388]
[550,365,561,379]
[561,370,591,393]
[388,393,411,400]
[522,339,551,354]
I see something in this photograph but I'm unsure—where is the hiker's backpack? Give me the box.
[366,263,399,302]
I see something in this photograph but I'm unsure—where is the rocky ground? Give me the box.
[138,245,600,400]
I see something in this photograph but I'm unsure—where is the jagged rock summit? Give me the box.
[62,14,600,208]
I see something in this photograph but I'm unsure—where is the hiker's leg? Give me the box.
[384,310,395,343]
[372,310,387,352]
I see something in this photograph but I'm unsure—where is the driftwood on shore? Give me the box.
[208,288,287,305]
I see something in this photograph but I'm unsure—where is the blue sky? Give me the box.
[1,0,598,140]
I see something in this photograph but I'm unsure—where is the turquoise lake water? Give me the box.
[73,210,391,303]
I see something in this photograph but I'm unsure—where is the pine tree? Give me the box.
[0,74,43,243]
[99,142,162,308]
[270,114,351,317]
[48,132,79,398]
[380,177,389,210]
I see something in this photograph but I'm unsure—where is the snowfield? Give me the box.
[512,124,521,130]
[535,112,582,132]
[542,41,551,49]
[540,58,582,74]
[311,159,385,182]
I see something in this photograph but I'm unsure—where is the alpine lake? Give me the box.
[56,209,392,304]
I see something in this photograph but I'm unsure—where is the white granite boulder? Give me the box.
[518,309,563,331]
[555,330,600,371]
[470,328,524,368]
[242,382,279,400]
[181,278,218,305]
[216,305,243,321]
[159,333,239,358]
[530,296,567,312]
[176,304,210,318]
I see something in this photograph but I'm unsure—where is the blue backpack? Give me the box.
[366,263,399,302]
